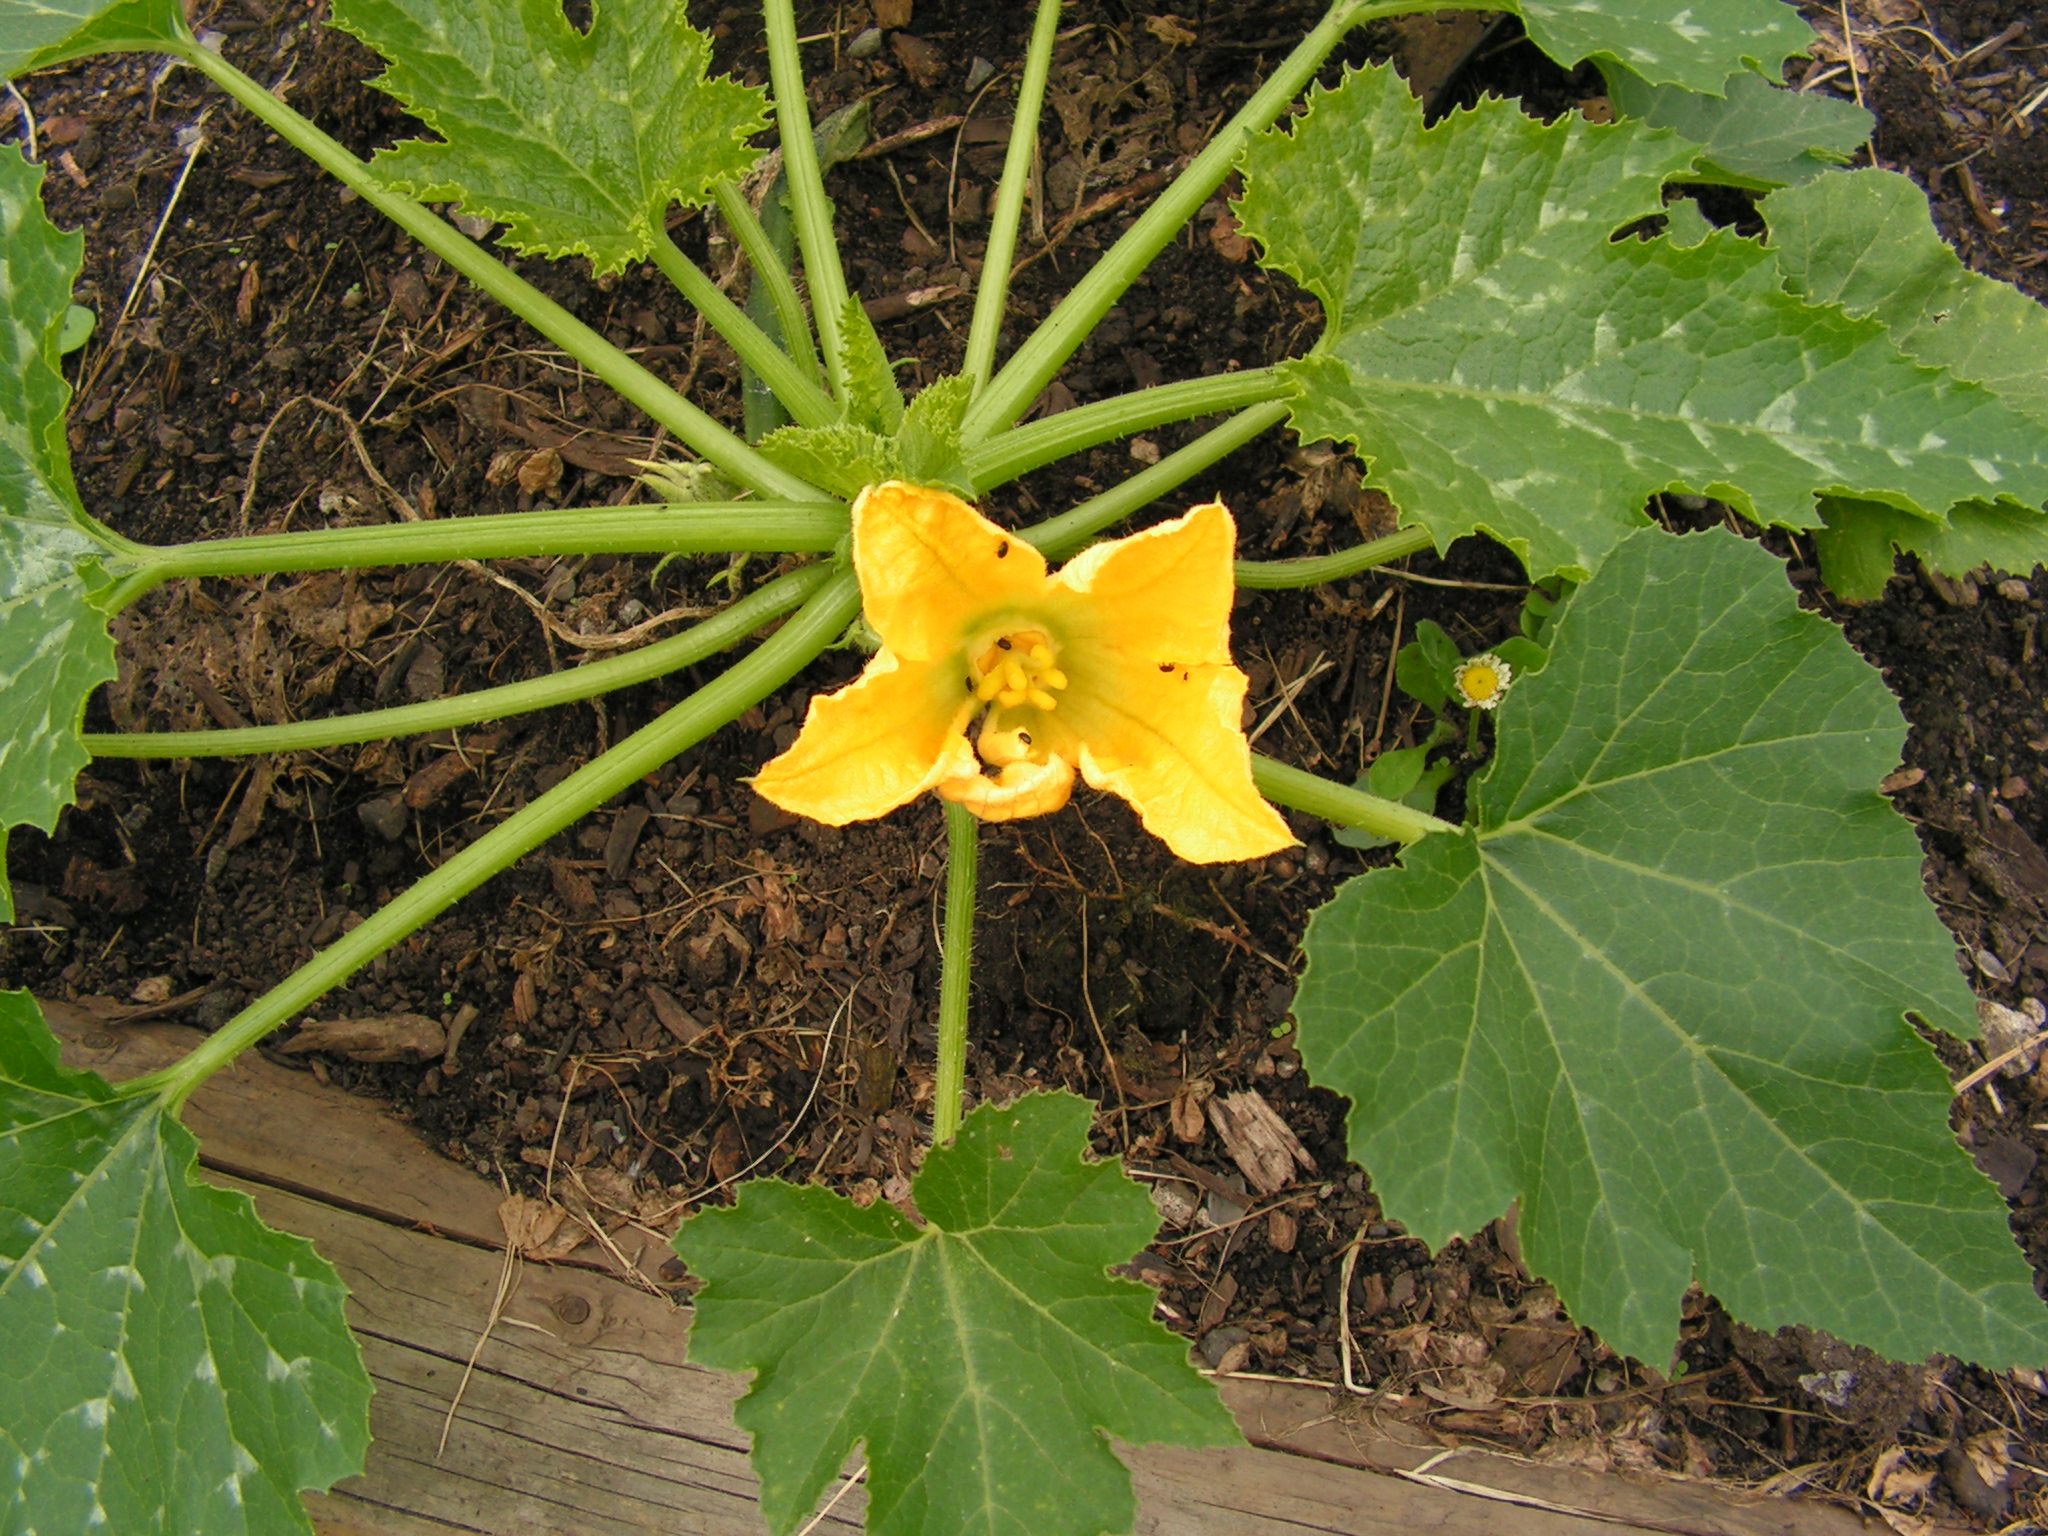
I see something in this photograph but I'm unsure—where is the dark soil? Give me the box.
[4,0,2048,1528]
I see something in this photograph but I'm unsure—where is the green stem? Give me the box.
[933,801,979,1145]
[961,0,1063,392]
[649,233,836,428]
[128,504,844,585]
[965,369,1288,492]
[762,0,852,396]
[1023,400,1289,560]
[959,0,1373,443]
[127,571,862,1110]
[713,177,823,392]
[1252,754,1456,844]
[177,40,829,505]
[85,564,831,758]
[1234,526,1436,588]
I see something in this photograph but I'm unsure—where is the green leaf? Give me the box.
[328,0,768,276]
[1766,167,2048,429]
[1489,634,1546,678]
[1337,744,1455,851]
[1395,619,1459,710]
[757,375,975,500]
[0,0,183,76]
[840,297,904,435]
[1602,65,1872,189]
[1815,495,2048,600]
[1767,170,2048,594]
[755,421,896,500]
[0,991,372,1532]
[0,146,126,923]
[1294,527,2048,1369]
[896,373,974,492]
[1661,196,1714,248]
[1237,64,2048,580]
[1512,0,1813,94]
[677,1092,1237,1536]
[57,303,95,354]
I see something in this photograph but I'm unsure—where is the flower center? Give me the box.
[970,629,1067,713]
[1452,654,1512,710]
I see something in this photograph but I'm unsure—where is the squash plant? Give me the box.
[4,1,2048,1532]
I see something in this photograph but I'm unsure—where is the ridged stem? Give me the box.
[128,572,863,1110]
[961,0,1063,391]
[85,564,832,758]
[177,39,828,504]
[932,801,980,1144]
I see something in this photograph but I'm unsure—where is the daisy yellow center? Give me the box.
[1459,663,1502,703]
[1452,655,1511,710]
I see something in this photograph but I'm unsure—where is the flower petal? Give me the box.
[1046,500,1236,666]
[750,649,979,824]
[937,752,1076,822]
[1060,659,1295,863]
[853,481,1049,660]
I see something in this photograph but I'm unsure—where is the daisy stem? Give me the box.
[933,802,980,1145]
[124,570,863,1112]
[84,564,833,759]
[1252,754,1457,843]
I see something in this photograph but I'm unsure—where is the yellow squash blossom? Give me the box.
[750,481,1295,864]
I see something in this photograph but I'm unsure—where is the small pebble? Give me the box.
[2001,776,2030,800]
[1997,578,2032,602]
[1198,1325,1250,1369]
[1203,1189,1248,1227]
[357,794,408,842]
[848,25,882,58]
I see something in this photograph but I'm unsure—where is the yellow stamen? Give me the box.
[1027,687,1058,711]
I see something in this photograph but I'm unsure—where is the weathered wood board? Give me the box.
[47,1007,1912,1536]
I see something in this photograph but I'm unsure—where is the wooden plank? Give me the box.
[47,1000,506,1245]
[47,1010,1903,1536]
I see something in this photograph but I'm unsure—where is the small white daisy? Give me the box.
[1452,654,1513,710]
